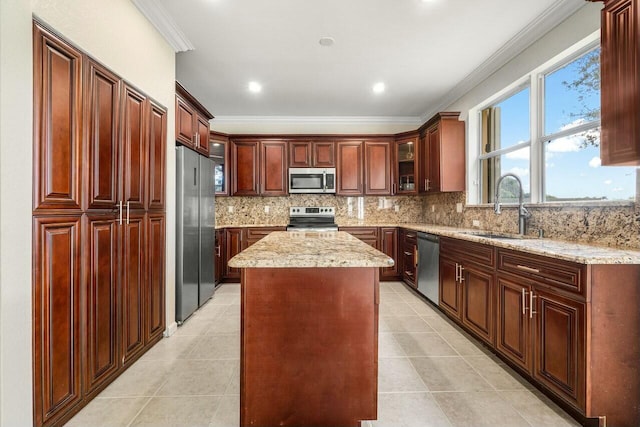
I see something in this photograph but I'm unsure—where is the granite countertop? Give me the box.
[227,231,395,268]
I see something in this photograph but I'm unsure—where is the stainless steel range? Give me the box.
[286,206,338,232]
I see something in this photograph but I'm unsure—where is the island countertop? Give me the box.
[227,231,395,268]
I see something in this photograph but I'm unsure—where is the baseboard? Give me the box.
[164,321,178,337]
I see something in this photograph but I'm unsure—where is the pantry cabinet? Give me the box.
[33,21,167,427]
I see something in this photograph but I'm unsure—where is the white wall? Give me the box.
[0,1,175,425]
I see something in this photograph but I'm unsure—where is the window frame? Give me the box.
[467,30,629,206]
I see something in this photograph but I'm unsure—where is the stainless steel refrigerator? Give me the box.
[176,146,216,324]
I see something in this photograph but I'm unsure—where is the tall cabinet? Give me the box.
[32,21,166,427]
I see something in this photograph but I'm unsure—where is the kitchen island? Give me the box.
[228,231,394,427]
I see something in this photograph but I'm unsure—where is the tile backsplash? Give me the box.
[215,193,638,250]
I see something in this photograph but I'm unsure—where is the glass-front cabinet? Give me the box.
[395,133,419,195]
[210,131,229,196]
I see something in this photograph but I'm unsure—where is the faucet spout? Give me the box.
[494,173,530,235]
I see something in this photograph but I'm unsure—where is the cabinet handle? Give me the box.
[424,179,428,191]
[458,265,464,282]
[522,288,527,315]
[126,201,130,225]
[517,264,540,273]
[118,201,123,225]
[426,179,431,191]
[455,263,460,283]
[529,291,537,319]
[405,271,414,277]
[215,245,221,257]
[414,247,418,267]
[392,183,396,194]
[404,251,412,256]
[406,233,416,238]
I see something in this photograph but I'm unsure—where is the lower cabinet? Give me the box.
[379,227,399,280]
[439,256,462,318]
[146,213,166,345]
[224,228,244,280]
[214,229,225,284]
[400,229,417,287]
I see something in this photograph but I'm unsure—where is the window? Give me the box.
[472,34,637,205]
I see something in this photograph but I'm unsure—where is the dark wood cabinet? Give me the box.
[175,82,214,156]
[146,213,165,344]
[288,140,335,167]
[121,84,147,210]
[225,228,244,280]
[419,112,465,193]
[260,141,288,195]
[33,215,83,427]
[395,133,419,195]
[289,141,312,167]
[336,141,364,195]
[439,256,461,317]
[215,229,225,284]
[84,59,120,211]
[598,0,640,165]
[313,142,335,167]
[82,214,119,395]
[33,24,83,212]
[461,263,494,345]
[496,274,532,373]
[400,229,417,287]
[246,227,286,247]
[147,101,167,210]
[364,140,393,195]
[339,227,379,249]
[210,132,229,196]
[379,227,399,280]
[231,140,260,196]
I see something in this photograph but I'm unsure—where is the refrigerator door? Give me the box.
[199,156,216,305]
[176,147,200,323]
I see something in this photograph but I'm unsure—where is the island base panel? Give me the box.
[240,267,379,427]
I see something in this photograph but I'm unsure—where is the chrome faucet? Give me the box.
[494,173,531,235]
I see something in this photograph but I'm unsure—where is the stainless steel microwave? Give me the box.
[288,167,336,194]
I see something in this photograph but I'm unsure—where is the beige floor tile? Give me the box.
[433,391,531,427]
[372,392,452,427]
[222,304,240,316]
[209,395,240,427]
[215,284,241,294]
[394,333,458,357]
[140,335,201,361]
[378,317,391,333]
[411,357,493,392]
[387,281,411,292]
[188,334,240,360]
[465,356,533,391]
[206,313,240,335]
[156,359,236,396]
[499,390,580,427]
[100,360,174,397]
[378,333,407,357]
[438,332,489,356]
[422,315,462,333]
[380,302,415,317]
[175,315,217,336]
[379,292,407,303]
[64,397,148,427]
[224,361,240,395]
[196,303,228,320]
[130,396,221,427]
[378,358,428,392]
[208,293,240,305]
[398,291,423,303]
[383,316,434,333]
[408,302,440,317]
[379,284,397,294]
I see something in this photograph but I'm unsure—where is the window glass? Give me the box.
[485,87,530,152]
[481,147,530,203]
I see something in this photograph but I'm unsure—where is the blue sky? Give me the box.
[495,49,637,201]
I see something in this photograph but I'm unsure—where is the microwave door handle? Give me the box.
[323,171,327,192]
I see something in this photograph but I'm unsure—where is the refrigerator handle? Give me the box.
[194,167,197,186]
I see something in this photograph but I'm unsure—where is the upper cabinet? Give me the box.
[230,139,288,196]
[210,131,229,196]
[596,0,640,165]
[395,132,419,195]
[288,140,335,167]
[336,140,364,195]
[175,82,214,156]
[364,140,393,195]
[419,112,465,193]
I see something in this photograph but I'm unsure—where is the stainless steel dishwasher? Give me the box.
[417,232,440,305]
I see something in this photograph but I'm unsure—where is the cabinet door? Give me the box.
[196,114,210,156]
[175,95,195,148]
[83,214,119,394]
[147,101,166,211]
[85,60,120,211]
[364,140,393,195]
[380,227,399,279]
[600,0,640,166]
[461,264,494,345]
[33,24,83,211]
[313,142,335,167]
[225,228,244,280]
[496,275,532,373]
[533,288,586,411]
[261,141,288,195]
[121,213,146,365]
[121,84,147,210]
[210,133,229,196]
[336,141,363,195]
[232,140,260,196]
[439,256,461,319]
[215,229,225,284]
[146,213,165,344]
[395,137,418,195]
[427,124,441,192]
[402,244,417,287]
[289,141,312,167]
[33,216,82,427]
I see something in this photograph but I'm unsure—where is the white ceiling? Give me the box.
[139,0,585,122]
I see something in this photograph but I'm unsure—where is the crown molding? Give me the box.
[213,115,424,125]
[131,0,194,52]
[421,0,586,122]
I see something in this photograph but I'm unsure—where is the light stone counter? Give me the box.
[227,231,394,268]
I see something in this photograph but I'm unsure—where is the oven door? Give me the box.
[288,168,336,193]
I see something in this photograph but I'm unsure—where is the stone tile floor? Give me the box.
[65,281,579,427]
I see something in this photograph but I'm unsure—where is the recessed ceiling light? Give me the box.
[373,82,385,94]
[319,36,335,47]
[248,81,262,93]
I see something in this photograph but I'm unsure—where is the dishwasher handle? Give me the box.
[417,232,439,244]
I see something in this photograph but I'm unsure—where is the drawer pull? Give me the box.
[522,288,527,315]
[405,271,414,277]
[406,233,416,238]
[516,264,540,273]
[404,251,412,256]
[530,292,537,319]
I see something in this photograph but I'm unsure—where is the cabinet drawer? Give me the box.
[441,237,494,267]
[497,249,585,296]
[246,227,286,246]
[402,229,417,245]
[340,227,378,240]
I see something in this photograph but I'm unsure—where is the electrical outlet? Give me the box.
[228,206,234,213]
[264,206,270,214]
[394,205,399,212]
[472,220,481,227]
[456,203,463,213]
